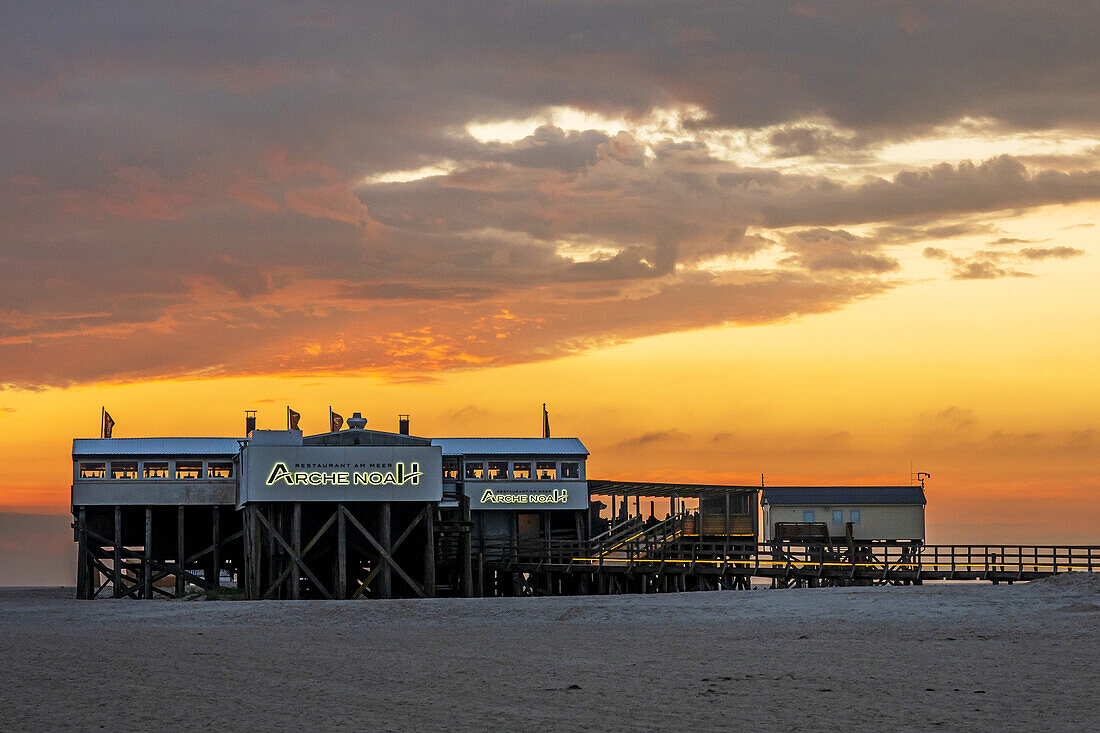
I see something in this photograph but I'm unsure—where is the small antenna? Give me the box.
[916,472,931,488]
[761,473,766,487]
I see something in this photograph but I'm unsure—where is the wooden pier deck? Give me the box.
[478,534,1099,591]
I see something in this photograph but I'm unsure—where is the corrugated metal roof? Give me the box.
[588,480,757,497]
[761,486,926,506]
[430,437,588,456]
[73,438,242,457]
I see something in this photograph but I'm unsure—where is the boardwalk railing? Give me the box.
[479,536,1099,584]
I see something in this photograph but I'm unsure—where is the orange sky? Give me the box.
[1,4,1099,554]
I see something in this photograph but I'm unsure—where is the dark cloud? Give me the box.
[613,429,689,450]
[1018,246,1085,260]
[0,3,1098,387]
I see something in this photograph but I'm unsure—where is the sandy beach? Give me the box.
[0,576,1096,732]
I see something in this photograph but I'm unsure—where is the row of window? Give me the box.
[79,461,234,480]
[803,509,862,525]
[444,460,581,481]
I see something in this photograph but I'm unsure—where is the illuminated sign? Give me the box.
[266,461,422,487]
[479,488,569,505]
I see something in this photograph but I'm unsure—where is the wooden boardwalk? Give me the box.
[478,533,1100,591]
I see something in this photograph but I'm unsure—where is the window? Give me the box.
[111,462,138,479]
[512,462,531,480]
[207,462,233,478]
[850,509,861,524]
[465,462,484,480]
[175,462,202,479]
[832,510,843,525]
[487,461,509,480]
[443,459,459,481]
[79,462,105,479]
[536,461,556,480]
[560,462,580,479]
[143,462,169,478]
[802,510,815,523]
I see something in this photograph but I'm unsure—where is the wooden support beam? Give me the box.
[253,508,333,600]
[291,503,301,600]
[176,505,185,597]
[211,507,221,588]
[262,510,336,599]
[76,507,88,600]
[113,505,122,598]
[336,503,347,599]
[342,507,426,599]
[144,506,153,600]
[378,502,392,599]
[423,505,436,598]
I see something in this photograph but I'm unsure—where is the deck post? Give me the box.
[460,494,474,597]
[378,502,392,599]
[211,506,221,588]
[291,502,301,599]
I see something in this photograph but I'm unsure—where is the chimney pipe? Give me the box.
[398,414,410,435]
[245,410,257,435]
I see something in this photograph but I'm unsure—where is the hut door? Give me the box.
[517,513,541,538]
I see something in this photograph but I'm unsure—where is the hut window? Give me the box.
[487,461,509,480]
[111,462,138,479]
[512,462,531,479]
[80,462,106,479]
[175,462,203,479]
[832,510,843,525]
[208,462,233,478]
[560,462,579,479]
[802,510,815,523]
[465,462,484,480]
[536,461,556,480]
[443,459,459,480]
[849,509,861,524]
[143,462,169,478]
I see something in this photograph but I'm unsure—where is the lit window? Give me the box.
[443,459,459,480]
[561,462,579,479]
[175,462,202,479]
[802,510,815,523]
[207,462,233,478]
[536,461,556,480]
[850,509,861,524]
[465,462,484,480]
[832,510,843,525]
[512,462,531,479]
[111,462,138,480]
[487,461,509,480]
[80,462,106,479]
[143,462,169,478]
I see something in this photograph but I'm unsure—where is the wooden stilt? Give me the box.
[211,507,221,588]
[423,505,436,598]
[336,503,347,599]
[144,506,153,600]
[379,502,392,599]
[291,503,301,600]
[113,505,122,598]
[76,507,88,599]
[176,505,185,597]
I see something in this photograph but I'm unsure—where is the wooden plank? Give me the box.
[113,505,122,598]
[254,508,332,600]
[76,507,88,600]
[211,507,221,588]
[341,507,426,599]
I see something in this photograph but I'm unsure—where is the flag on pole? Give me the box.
[102,408,115,439]
[287,406,301,431]
[329,406,343,432]
[542,402,550,439]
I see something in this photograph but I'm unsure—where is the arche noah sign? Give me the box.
[242,444,443,503]
[266,461,423,487]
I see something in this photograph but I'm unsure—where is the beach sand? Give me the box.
[0,576,1096,732]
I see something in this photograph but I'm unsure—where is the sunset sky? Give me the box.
[1,2,1098,580]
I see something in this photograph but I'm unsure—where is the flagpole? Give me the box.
[286,405,290,431]
[101,406,105,439]
[329,406,333,432]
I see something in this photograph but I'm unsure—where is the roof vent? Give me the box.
[346,412,368,430]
